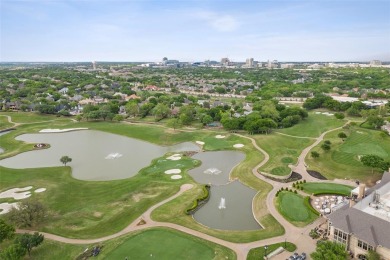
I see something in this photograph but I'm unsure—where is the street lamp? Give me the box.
[264,245,268,259]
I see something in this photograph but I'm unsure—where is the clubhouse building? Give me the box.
[327,171,390,259]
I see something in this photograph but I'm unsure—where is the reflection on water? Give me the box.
[0,130,200,181]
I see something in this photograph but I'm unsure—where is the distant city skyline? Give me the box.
[1,0,389,62]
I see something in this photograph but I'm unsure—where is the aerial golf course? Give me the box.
[0,111,389,259]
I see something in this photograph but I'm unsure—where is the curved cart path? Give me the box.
[15,120,356,259]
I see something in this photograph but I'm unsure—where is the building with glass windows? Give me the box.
[327,171,390,259]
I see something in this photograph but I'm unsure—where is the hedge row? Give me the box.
[185,185,211,215]
[312,191,350,196]
[304,196,320,216]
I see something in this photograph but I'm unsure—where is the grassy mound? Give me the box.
[276,191,318,227]
[301,182,353,196]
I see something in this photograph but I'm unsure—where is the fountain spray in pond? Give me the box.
[218,197,226,209]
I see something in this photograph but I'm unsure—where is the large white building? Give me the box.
[327,171,390,259]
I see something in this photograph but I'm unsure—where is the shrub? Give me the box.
[304,197,320,216]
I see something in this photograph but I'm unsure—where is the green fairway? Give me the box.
[247,242,296,260]
[276,112,346,138]
[301,182,353,196]
[0,112,67,124]
[253,134,313,176]
[0,116,13,130]
[276,191,318,227]
[306,127,390,183]
[102,228,236,260]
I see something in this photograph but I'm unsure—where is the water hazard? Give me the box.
[0,130,200,181]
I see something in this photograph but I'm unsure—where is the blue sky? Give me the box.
[1,0,389,62]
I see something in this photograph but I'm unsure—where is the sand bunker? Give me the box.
[0,202,18,215]
[215,135,226,139]
[34,188,46,193]
[167,154,181,161]
[164,169,182,174]
[233,144,244,148]
[0,186,33,200]
[105,153,123,159]
[39,128,88,133]
[196,141,205,145]
[171,175,182,180]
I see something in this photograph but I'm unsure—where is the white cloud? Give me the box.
[193,11,239,32]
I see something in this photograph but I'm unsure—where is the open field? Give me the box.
[0,112,68,124]
[301,182,353,196]
[253,134,313,176]
[305,127,390,184]
[247,241,296,260]
[101,228,236,260]
[0,116,13,130]
[275,191,318,227]
[276,112,346,138]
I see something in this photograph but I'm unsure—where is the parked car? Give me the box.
[301,252,307,260]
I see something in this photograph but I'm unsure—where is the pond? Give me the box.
[193,181,261,230]
[0,130,200,181]
[188,151,245,185]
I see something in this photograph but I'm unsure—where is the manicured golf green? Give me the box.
[306,127,390,183]
[276,191,318,227]
[301,182,353,196]
[276,112,346,138]
[247,242,296,260]
[103,228,236,260]
[253,134,313,176]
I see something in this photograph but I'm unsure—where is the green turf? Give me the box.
[0,112,64,123]
[103,228,236,260]
[0,116,13,130]
[247,242,296,260]
[0,153,199,239]
[301,182,353,196]
[253,134,313,176]
[276,191,318,227]
[306,127,390,184]
[276,112,346,138]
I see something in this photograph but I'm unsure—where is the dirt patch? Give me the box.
[93,212,103,218]
[132,192,160,202]
[308,170,328,180]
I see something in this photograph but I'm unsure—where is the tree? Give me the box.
[0,219,15,243]
[311,241,348,260]
[151,103,171,121]
[125,102,139,117]
[366,250,381,260]
[334,112,345,120]
[361,154,384,173]
[166,118,182,131]
[60,155,72,166]
[113,114,124,122]
[321,143,331,152]
[15,232,44,256]
[7,200,47,228]
[338,132,347,141]
[311,151,320,158]
[201,115,213,126]
[0,244,26,260]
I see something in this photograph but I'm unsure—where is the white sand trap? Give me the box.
[39,128,88,133]
[196,141,205,145]
[357,131,364,134]
[164,169,181,174]
[105,153,123,159]
[34,188,46,193]
[167,154,181,161]
[315,112,321,114]
[0,202,18,215]
[215,135,226,139]
[0,186,33,200]
[171,175,182,180]
[233,144,244,148]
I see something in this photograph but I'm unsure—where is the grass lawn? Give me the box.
[101,228,236,260]
[306,126,390,184]
[252,134,313,176]
[0,111,67,124]
[275,191,318,227]
[276,112,346,138]
[28,239,88,259]
[247,242,296,260]
[0,116,13,130]
[301,182,353,196]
